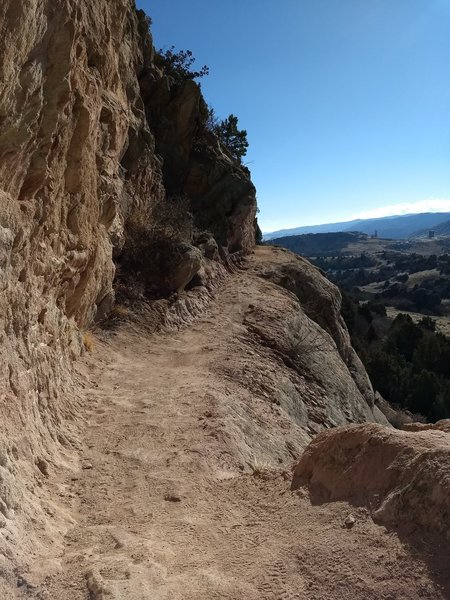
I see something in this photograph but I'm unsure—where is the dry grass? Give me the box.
[406,268,440,288]
[286,314,330,361]
[249,456,273,477]
[109,305,130,321]
[82,331,95,353]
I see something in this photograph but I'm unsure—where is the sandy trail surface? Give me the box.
[22,258,449,600]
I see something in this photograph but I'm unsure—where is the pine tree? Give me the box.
[214,114,249,163]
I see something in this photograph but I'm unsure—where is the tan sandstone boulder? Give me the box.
[292,423,450,540]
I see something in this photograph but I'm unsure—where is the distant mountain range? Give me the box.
[264,212,450,241]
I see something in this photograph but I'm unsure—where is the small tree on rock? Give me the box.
[157,46,209,81]
[214,114,249,163]
[205,105,219,132]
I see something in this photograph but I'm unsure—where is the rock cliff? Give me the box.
[0,0,257,585]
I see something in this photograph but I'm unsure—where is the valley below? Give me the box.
[271,231,450,421]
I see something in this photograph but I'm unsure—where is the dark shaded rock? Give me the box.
[137,39,258,254]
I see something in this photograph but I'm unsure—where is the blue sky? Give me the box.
[136,0,450,232]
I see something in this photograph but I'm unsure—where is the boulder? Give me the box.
[168,243,203,293]
[292,423,450,540]
[254,246,377,409]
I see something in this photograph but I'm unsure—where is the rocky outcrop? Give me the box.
[253,247,379,411]
[0,0,166,583]
[246,248,388,430]
[292,423,450,540]
[402,419,450,432]
[137,17,257,254]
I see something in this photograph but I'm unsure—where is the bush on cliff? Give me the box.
[119,195,195,297]
[154,38,249,165]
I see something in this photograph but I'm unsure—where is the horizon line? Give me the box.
[262,205,450,235]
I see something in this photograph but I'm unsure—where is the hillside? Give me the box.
[269,233,450,422]
[411,219,450,239]
[0,1,449,599]
[271,231,369,256]
[270,231,450,258]
[265,212,450,240]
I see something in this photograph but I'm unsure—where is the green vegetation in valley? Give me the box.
[275,232,450,420]
[342,295,450,421]
[271,231,367,257]
[314,252,450,315]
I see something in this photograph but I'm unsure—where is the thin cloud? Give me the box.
[350,199,450,221]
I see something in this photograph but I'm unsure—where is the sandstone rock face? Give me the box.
[253,247,379,412]
[166,242,203,293]
[0,0,167,579]
[402,419,450,433]
[292,423,450,540]
[238,259,387,436]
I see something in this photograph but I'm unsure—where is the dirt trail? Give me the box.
[26,262,449,600]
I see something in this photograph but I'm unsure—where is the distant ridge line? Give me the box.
[264,212,450,241]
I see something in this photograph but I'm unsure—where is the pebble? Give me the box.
[344,514,356,529]
[164,492,182,502]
